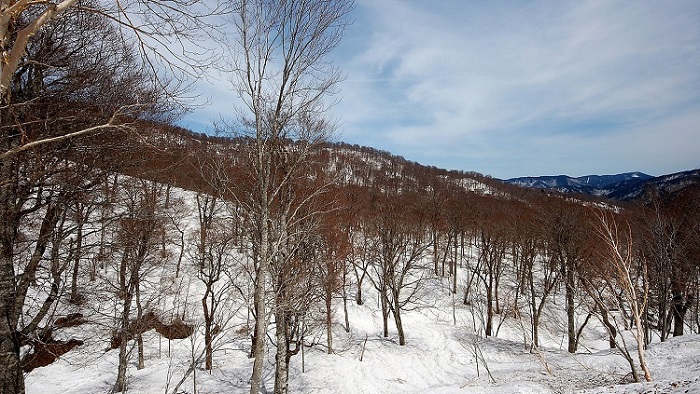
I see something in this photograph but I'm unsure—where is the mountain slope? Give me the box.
[606,168,700,200]
[503,172,655,198]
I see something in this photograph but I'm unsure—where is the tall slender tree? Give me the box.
[227,1,352,393]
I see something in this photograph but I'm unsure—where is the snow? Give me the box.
[24,270,700,394]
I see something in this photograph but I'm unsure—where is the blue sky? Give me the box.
[179,0,700,179]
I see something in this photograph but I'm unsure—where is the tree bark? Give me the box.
[273,310,289,394]
[392,297,406,346]
[485,274,494,337]
[204,296,214,371]
[0,150,24,394]
[600,308,617,349]
[381,284,389,338]
[114,288,133,393]
[326,294,333,354]
[249,262,268,394]
[672,289,691,337]
[565,261,577,353]
[70,214,84,302]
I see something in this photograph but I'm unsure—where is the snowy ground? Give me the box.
[24,272,700,394]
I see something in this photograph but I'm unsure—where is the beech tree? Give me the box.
[227,1,352,393]
[0,8,152,393]
[544,199,593,353]
[109,177,171,392]
[317,205,351,353]
[523,228,559,349]
[589,211,652,382]
[503,195,558,349]
[638,188,700,339]
[0,0,226,158]
[0,2,227,392]
[443,189,472,295]
[370,190,431,346]
[346,185,375,305]
[192,193,230,371]
[424,172,450,277]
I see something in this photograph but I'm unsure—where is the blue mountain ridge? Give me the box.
[503,172,653,197]
[500,169,700,201]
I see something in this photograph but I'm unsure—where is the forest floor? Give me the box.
[24,272,700,394]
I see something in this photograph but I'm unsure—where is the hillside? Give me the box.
[19,182,700,394]
[503,170,700,201]
[6,125,700,394]
[504,172,651,195]
[606,168,700,201]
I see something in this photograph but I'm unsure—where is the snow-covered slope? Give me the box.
[24,263,700,394]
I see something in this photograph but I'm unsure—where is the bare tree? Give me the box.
[272,217,323,394]
[109,177,170,393]
[317,207,350,353]
[590,211,653,382]
[227,1,352,393]
[544,199,592,353]
[508,198,559,349]
[638,188,699,340]
[0,2,225,391]
[344,185,373,306]
[370,191,431,346]
[194,192,218,370]
[473,206,508,338]
[525,237,560,349]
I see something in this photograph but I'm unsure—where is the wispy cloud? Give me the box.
[329,0,700,178]
[178,1,700,179]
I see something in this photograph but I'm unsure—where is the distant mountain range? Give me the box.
[503,169,700,200]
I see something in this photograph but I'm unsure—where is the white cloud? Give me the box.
[177,1,700,178]
[329,0,700,178]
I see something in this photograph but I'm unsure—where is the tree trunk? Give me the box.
[273,310,289,394]
[342,276,350,332]
[0,315,23,394]
[356,282,363,305]
[659,297,669,341]
[114,294,133,392]
[433,230,439,276]
[249,263,267,394]
[600,308,617,349]
[203,296,213,371]
[70,218,84,302]
[532,312,540,348]
[529,268,539,348]
[632,302,653,382]
[565,262,577,353]
[381,287,389,338]
[672,290,690,337]
[392,298,406,346]
[136,284,145,370]
[452,242,458,294]
[0,150,24,394]
[114,298,133,391]
[485,282,493,337]
[326,294,333,354]
[115,247,139,392]
[114,338,129,393]
[485,258,494,337]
